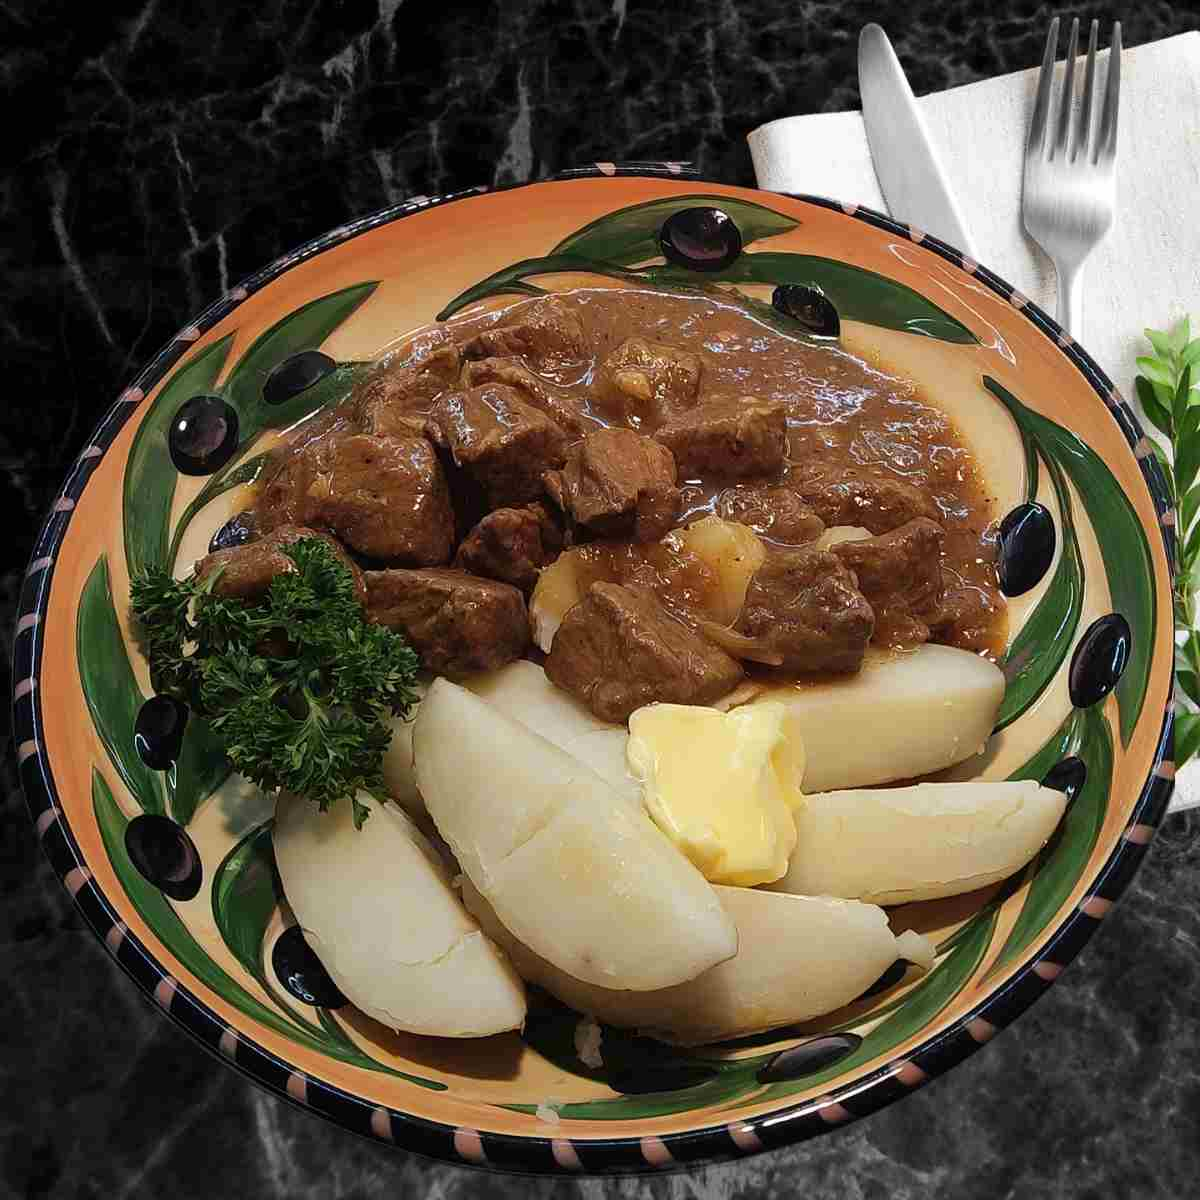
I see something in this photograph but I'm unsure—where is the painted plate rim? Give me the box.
[12,165,1176,1175]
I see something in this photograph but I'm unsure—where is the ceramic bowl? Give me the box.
[14,168,1175,1174]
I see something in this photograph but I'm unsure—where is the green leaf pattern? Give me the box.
[124,336,233,581]
[167,714,230,826]
[550,193,799,264]
[985,376,1155,746]
[93,774,439,1086]
[996,452,1085,731]
[990,706,1113,971]
[222,287,375,443]
[210,822,431,1080]
[437,193,978,343]
[79,557,165,816]
[165,452,271,570]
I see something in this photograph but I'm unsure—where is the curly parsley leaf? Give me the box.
[131,537,419,828]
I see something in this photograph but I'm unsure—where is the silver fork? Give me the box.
[1022,17,1121,337]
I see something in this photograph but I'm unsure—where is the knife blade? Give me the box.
[858,24,978,258]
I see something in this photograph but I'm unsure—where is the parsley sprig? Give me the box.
[131,538,420,828]
[1135,318,1200,765]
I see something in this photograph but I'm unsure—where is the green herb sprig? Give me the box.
[131,537,420,828]
[1135,318,1200,765]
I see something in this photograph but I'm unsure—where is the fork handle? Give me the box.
[1056,264,1083,338]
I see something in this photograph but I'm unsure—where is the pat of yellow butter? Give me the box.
[626,702,804,886]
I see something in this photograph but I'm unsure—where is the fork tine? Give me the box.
[1052,18,1080,159]
[1028,17,1060,157]
[1074,19,1099,161]
[1097,21,1122,162]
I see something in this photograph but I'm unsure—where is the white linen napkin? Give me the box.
[748,32,1200,813]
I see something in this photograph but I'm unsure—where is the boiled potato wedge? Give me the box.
[467,661,636,800]
[381,679,429,821]
[414,678,737,990]
[740,644,1005,792]
[385,665,634,819]
[769,780,1068,905]
[273,791,525,1038]
[464,660,613,745]
[557,728,640,804]
[464,880,904,1045]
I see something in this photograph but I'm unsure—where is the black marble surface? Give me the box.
[3,2,1199,1196]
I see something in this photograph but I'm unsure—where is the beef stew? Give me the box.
[242,285,1004,710]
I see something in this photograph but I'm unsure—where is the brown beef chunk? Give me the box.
[543,428,679,542]
[734,547,874,673]
[195,525,367,606]
[452,503,564,593]
[717,484,825,545]
[427,383,569,507]
[353,337,461,438]
[598,337,701,424]
[256,432,455,565]
[788,464,940,535]
[460,296,586,365]
[931,584,1004,655]
[527,500,567,557]
[832,518,945,647]
[365,568,529,674]
[655,396,787,479]
[272,406,350,457]
[545,582,744,722]
[460,357,588,437]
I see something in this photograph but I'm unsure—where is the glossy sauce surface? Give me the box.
[267,284,1007,659]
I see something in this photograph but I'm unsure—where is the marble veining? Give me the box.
[2,1,1198,1195]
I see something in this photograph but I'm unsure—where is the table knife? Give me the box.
[858,24,979,258]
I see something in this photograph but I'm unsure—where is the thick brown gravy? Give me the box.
[269,283,1007,661]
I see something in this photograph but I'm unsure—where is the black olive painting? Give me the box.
[20,175,1173,1174]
